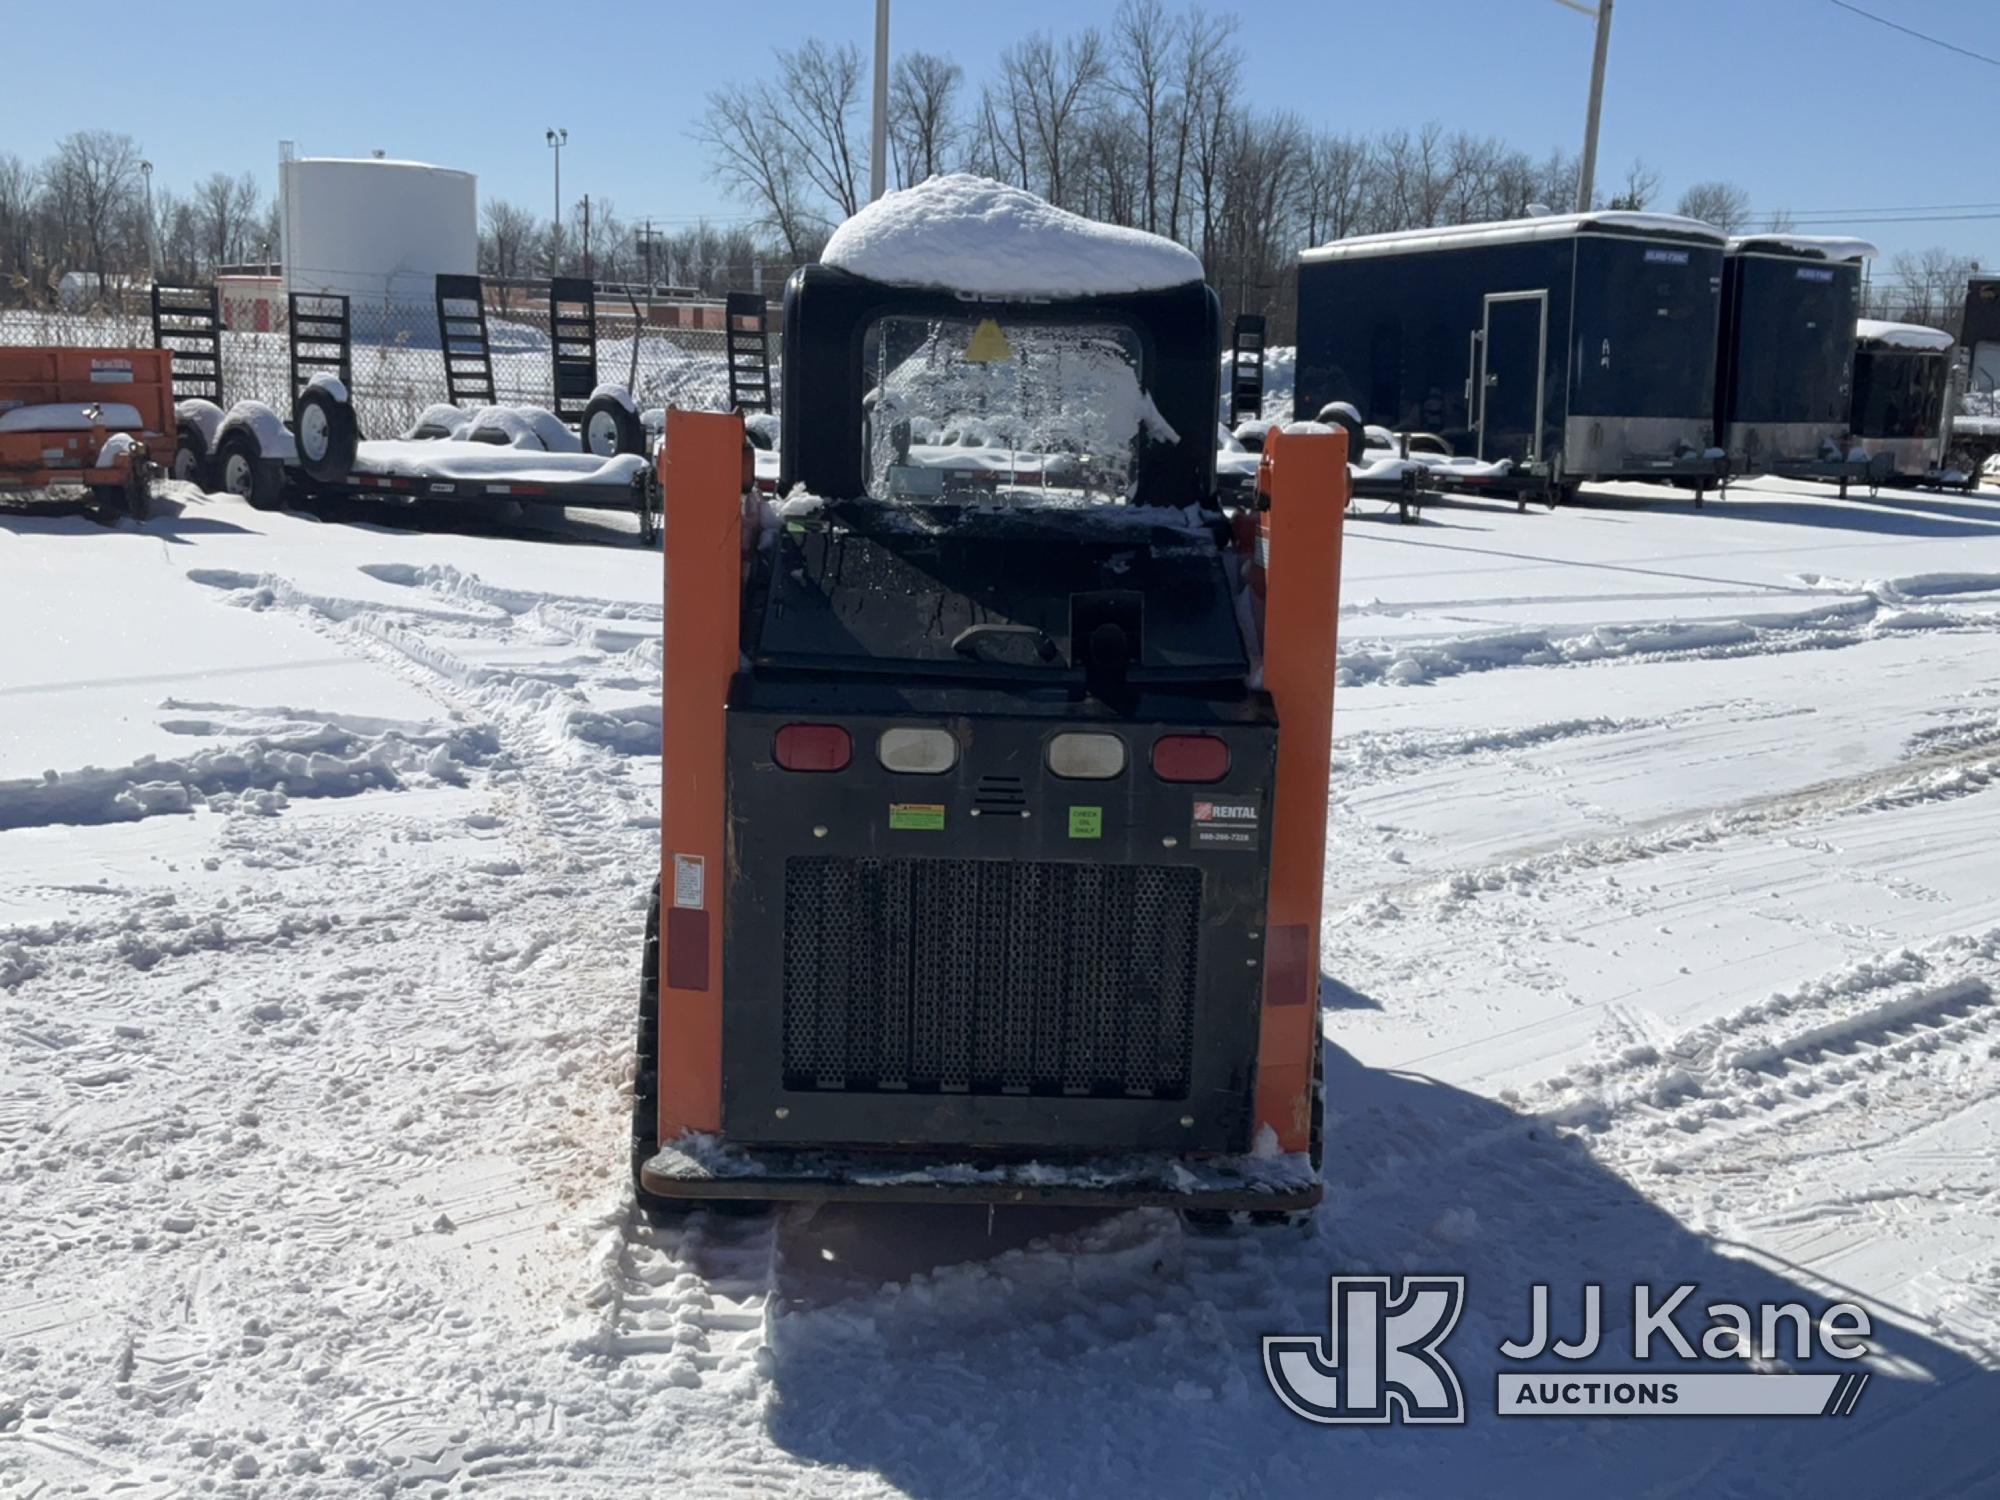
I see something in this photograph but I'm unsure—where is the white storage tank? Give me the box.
[279,156,477,310]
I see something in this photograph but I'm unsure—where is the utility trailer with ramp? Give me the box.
[201,275,660,541]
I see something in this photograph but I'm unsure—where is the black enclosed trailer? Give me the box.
[1295,211,1728,503]
[1714,234,1871,478]
[1849,318,1970,489]
[1956,278,2000,483]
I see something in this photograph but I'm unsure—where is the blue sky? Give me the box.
[3,0,1994,269]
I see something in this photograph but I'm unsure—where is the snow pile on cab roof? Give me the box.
[1856,318,1954,351]
[821,173,1203,297]
[1302,210,1723,262]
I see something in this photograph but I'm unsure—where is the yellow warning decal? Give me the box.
[964,319,1013,363]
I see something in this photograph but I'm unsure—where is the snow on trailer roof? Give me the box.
[1725,233,1878,262]
[1855,318,1955,352]
[1300,210,1725,263]
[820,173,1204,298]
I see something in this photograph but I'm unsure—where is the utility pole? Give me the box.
[869,0,889,202]
[581,194,591,278]
[546,127,567,268]
[1574,0,1614,213]
[139,160,157,281]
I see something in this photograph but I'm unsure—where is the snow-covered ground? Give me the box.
[4,474,2000,1497]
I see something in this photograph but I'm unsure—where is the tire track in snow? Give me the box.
[1517,930,2000,1174]
[0,556,669,1491]
[1359,723,2000,915]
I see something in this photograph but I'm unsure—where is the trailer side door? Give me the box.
[1478,290,1549,463]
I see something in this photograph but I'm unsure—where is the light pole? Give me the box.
[869,0,889,202]
[546,127,567,268]
[1556,0,1615,213]
[140,159,157,280]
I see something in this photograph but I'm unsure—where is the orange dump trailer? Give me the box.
[0,348,172,517]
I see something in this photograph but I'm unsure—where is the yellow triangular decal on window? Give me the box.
[963,318,1013,363]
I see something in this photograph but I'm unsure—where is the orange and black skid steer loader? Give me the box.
[637,265,1346,1213]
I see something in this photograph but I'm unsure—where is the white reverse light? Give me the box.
[878,727,958,774]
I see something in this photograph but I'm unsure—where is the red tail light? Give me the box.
[1152,734,1230,783]
[773,723,851,772]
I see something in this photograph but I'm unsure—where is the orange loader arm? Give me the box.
[1251,424,1347,1153]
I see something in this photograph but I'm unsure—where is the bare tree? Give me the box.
[194,171,260,268]
[771,40,866,219]
[997,29,1109,206]
[47,130,142,285]
[480,199,539,282]
[1874,246,1977,335]
[1294,132,1371,246]
[1763,207,1798,232]
[889,52,962,187]
[1164,7,1239,242]
[695,80,821,260]
[1110,0,1176,233]
[1604,158,1661,212]
[0,152,36,291]
[1674,179,1752,231]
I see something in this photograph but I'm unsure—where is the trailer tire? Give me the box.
[1317,407,1367,468]
[583,393,644,458]
[636,470,659,547]
[172,420,212,490]
[91,461,152,521]
[216,429,285,511]
[296,385,358,482]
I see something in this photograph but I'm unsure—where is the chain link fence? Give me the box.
[0,286,777,440]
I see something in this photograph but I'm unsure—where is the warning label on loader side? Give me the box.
[673,853,705,910]
[890,803,946,831]
[1192,800,1259,850]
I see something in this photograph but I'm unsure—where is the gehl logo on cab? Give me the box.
[1265,1277,1876,1424]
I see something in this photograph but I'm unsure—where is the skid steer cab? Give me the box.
[640,263,1348,1215]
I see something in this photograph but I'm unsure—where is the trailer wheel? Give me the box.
[91,460,152,521]
[636,470,660,547]
[216,429,284,511]
[172,420,212,490]
[583,393,644,458]
[296,385,359,482]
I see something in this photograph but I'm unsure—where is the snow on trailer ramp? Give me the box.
[346,440,646,487]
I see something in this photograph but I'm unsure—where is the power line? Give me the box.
[1821,0,2000,68]
[1756,200,2000,218]
[1759,212,2000,227]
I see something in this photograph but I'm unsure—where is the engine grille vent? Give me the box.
[781,856,1200,1098]
[973,774,1028,816]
